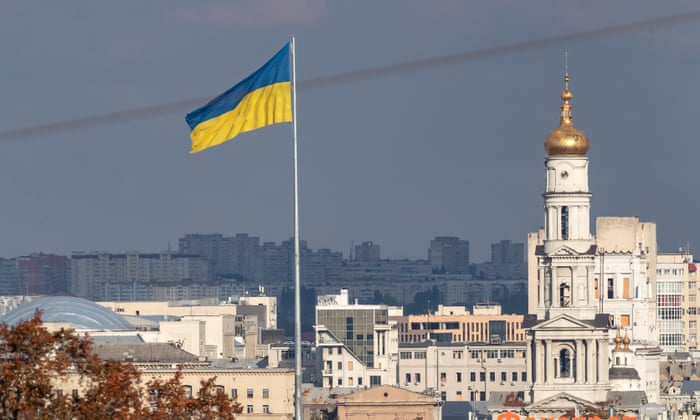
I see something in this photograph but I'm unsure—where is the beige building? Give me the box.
[336,385,442,420]
[393,304,525,344]
[54,342,294,419]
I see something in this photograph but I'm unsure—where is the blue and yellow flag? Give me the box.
[186,43,292,153]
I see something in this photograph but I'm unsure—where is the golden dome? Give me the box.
[544,74,590,156]
[614,329,623,352]
[623,329,631,351]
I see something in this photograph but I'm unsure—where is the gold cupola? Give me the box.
[544,73,590,156]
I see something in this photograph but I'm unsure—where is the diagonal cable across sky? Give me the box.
[1,9,699,143]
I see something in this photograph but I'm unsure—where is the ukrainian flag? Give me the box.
[186,43,292,153]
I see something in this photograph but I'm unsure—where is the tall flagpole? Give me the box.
[290,35,303,420]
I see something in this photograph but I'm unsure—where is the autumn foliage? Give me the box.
[0,310,242,419]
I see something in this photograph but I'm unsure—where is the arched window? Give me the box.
[559,349,571,378]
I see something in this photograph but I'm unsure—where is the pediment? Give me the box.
[529,314,593,331]
[527,392,597,411]
[548,245,580,257]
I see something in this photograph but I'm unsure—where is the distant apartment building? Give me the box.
[0,258,18,295]
[71,252,209,300]
[491,240,524,264]
[473,240,527,280]
[429,236,470,274]
[179,234,343,285]
[179,233,261,281]
[315,288,398,389]
[393,304,525,344]
[17,253,69,295]
[353,241,380,262]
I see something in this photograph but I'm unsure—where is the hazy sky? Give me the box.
[0,1,699,263]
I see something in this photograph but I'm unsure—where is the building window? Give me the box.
[183,385,192,399]
[456,372,462,383]
[370,376,380,385]
[440,391,446,401]
[400,351,413,359]
[263,405,270,414]
[512,372,518,382]
[521,372,527,381]
[337,362,342,370]
[346,317,354,340]
[348,361,353,370]
[480,392,486,401]
[479,372,485,382]
[215,386,224,394]
[489,372,495,382]
[414,352,426,359]
[247,405,253,414]
[471,350,480,359]
[231,389,238,399]
[501,372,507,382]
[559,349,571,377]
[440,372,447,383]
[470,372,476,381]
[620,314,630,327]
[561,206,569,239]
[262,389,269,399]
[608,278,615,299]
[337,378,342,386]
[453,351,463,359]
[348,377,354,386]
[415,373,421,383]
[247,389,254,398]
[358,377,363,386]
[456,391,463,401]
[405,373,412,384]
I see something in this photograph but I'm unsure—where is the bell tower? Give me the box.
[536,70,598,321]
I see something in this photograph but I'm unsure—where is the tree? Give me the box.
[0,310,242,419]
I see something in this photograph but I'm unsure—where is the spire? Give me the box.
[544,55,590,156]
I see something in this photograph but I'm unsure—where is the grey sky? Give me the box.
[0,1,698,263]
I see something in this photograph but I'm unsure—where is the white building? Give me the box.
[522,72,659,418]
[314,288,398,389]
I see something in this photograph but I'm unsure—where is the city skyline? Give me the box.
[0,2,698,264]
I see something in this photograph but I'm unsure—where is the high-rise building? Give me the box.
[17,253,69,295]
[429,236,469,274]
[354,241,380,262]
[0,258,18,296]
[70,252,209,301]
[491,240,524,264]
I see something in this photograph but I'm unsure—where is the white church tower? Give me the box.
[523,71,613,415]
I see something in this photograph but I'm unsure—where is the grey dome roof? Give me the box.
[0,296,132,330]
[609,366,641,380]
